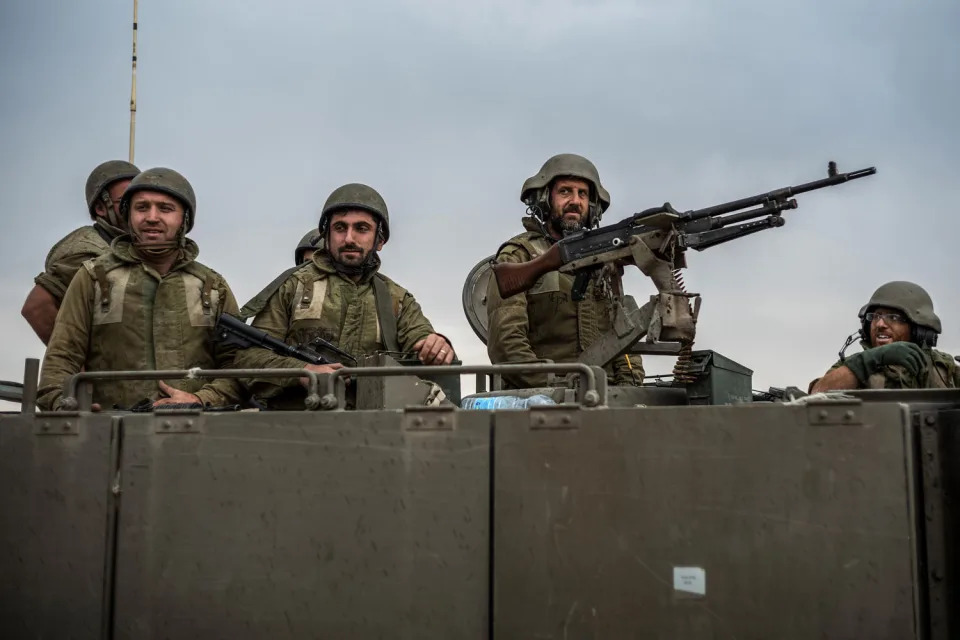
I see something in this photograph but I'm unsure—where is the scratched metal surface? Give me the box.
[492,403,919,640]
[111,410,490,639]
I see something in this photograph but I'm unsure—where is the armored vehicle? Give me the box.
[2,336,958,639]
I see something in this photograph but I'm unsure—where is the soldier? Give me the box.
[22,160,140,344]
[37,168,243,411]
[234,183,454,409]
[295,229,321,265]
[810,281,959,392]
[486,153,644,389]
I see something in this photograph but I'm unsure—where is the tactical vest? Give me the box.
[79,252,226,405]
[496,230,608,358]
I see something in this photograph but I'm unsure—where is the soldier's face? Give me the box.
[327,210,383,266]
[93,179,132,218]
[549,178,590,233]
[869,306,911,347]
[128,191,184,244]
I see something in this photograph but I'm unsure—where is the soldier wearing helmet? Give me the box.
[810,281,958,392]
[37,167,243,411]
[234,183,455,409]
[295,229,322,265]
[485,153,644,389]
[21,160,140,344]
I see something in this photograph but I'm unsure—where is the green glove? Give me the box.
[843,342,926,386]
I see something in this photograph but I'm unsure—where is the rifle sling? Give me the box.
[372,275,400,352]
[238,265,302,320]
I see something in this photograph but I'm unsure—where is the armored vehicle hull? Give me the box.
[1,361,957,639]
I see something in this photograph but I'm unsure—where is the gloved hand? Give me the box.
[843,341,926,385]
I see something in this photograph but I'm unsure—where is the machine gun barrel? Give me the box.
[681,163,876,222]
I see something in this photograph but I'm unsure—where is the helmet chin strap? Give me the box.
[128,213,189,261]
[96,192,127,238]
[332,249,381,279]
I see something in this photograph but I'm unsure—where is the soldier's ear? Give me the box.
[92,201,106,217]
[376,239,385,251]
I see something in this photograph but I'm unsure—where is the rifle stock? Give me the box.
[491,243,564,298]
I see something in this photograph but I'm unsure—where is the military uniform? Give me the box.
[234,251,440,408]
[487,218,644,388]
[34,160,140,306]
[811,280,958,391]
[485,153,644,389]
[37,238,243,410]
[34,223,114,305]
[823,341,960,390]
[235,182,447,409]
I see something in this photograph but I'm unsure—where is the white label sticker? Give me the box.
[673,567,706,595]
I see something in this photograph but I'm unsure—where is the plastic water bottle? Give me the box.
[460,394,556,410]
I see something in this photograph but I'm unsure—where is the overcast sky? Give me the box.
[1,0,957,405]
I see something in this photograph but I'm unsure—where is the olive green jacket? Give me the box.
[233,251,439,408]
[37,238,243,410]
[35,222,114,304]
[486,218,644,389]
[816,340,960,390]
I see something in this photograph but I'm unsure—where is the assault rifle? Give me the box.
[491,161,876,374]
[215,313,358,366]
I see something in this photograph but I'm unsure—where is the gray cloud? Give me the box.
[1,0,957,407]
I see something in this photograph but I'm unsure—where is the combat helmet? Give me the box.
[521,153,611,228]
[858,280,941,346]
[85,160,140,222]
[294,229,322,265]
[318,183,390,242]
[119,167,197,232]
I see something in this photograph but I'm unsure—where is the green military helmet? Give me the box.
[120,167,197,232]
[859,280,942,333]
[319,183,390,242]
[294,229,322,265]
[521,153,611,225]
[85,160,140,218]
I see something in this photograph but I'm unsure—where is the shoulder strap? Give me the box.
[372,274,400,352]
[496,232,551,259]
[239,265,302,320]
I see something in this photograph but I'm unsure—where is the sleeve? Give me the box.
[231,277,308,399]
[192,282,246,407]
[485,244,549,388]
[36,269,96,410]
[395,290,437,353]
[34,245,102,304]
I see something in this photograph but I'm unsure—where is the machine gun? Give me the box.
[215,313,358,366]
[491,162,876,381]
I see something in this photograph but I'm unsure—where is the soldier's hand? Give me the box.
[154,381,202,407]
[845,342,926,384]
[413,334,454,365]
[300,362,345,389]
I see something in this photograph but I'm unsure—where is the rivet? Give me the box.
[818,410,828,420]
[844,410,855,421]
[162,421,172,430]
[413,417,424,427]
[536,415,546,425]
[925,415,937,426]
[185,420,194,428]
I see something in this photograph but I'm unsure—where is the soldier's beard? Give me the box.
[548,212,584,237]
[332,245,380,278]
